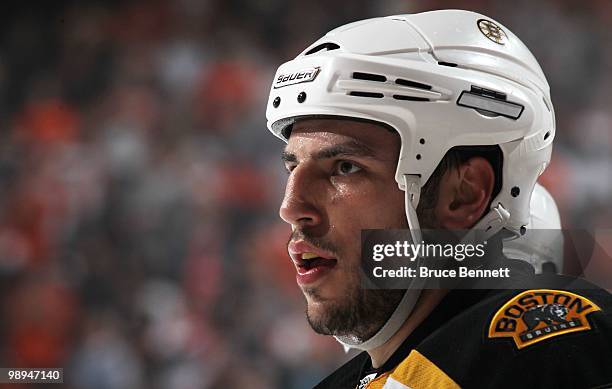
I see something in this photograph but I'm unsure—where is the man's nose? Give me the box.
[279,166,323,229]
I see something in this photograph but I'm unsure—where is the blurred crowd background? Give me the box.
[0,0,610,388]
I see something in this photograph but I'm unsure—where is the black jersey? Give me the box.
[315,274,612,389]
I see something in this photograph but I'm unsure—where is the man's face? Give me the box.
[280,118,406,340]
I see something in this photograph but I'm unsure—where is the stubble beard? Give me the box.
[293,206,426,342]
[294,227,405,341]
[304,279,404,342]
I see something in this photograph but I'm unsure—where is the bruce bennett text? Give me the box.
[372,266,511,279]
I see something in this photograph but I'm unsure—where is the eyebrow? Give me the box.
[281,140,378,163]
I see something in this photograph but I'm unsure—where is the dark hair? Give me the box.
[417,145,503,227]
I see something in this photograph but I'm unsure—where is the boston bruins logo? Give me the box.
[489,289,602,349]
[477,19,507,45]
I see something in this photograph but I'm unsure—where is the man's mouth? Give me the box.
[288,242,338,285]
[297,252,337,271]
[295,252,337,285]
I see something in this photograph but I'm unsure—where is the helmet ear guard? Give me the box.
[504,183,564,274]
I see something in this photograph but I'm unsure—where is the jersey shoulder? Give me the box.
[416,274,612,388]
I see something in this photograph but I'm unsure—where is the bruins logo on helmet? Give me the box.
[488,289,602,349]
[477,19,507,45]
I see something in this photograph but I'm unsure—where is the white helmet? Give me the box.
[504,183,564,274]
[266,10,555,350]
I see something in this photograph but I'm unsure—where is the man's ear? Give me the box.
[434,157,495,229]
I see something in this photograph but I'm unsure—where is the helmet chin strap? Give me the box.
[334,175,425,351]
[336,175,512,352]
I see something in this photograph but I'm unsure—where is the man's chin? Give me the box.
[305,300,345,336]
[303,289,366,338]
[303,286,406,340]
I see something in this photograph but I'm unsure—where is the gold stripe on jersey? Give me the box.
[365,372,390,389]
[366,350,460,389]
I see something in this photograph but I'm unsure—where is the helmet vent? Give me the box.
[395,78,432,90]
[393,95,429,102]
[348,91,384,98]
[352,72,387,82]
[305,42,340,55]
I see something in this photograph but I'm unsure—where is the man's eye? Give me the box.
[335,161,362,176]
[285,162,297,173]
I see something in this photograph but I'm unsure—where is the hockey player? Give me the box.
[266,10,612,388]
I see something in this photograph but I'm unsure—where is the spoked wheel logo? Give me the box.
[478,19,507,45]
